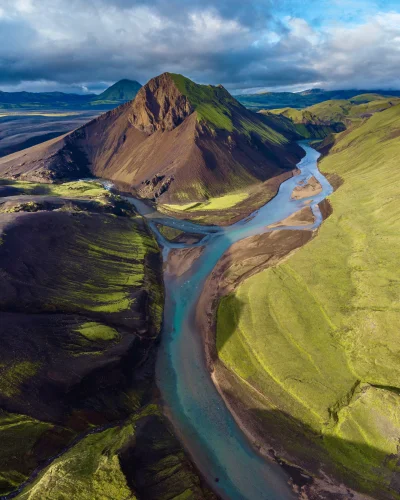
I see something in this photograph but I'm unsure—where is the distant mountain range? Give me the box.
[3,80,400,113]
[236,88,400,110]
[0,79,142,110]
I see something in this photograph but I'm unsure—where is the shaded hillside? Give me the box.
[215,102,400,498]
[0,73,304,206]
[0,179,215,499]
[260,106,346,139]
[237,88,400,111]
[91,79,142,106]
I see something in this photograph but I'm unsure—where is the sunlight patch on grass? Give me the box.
[75,322,119,342]
[0,179,107,199]
[0,362,40,398]
[162,191,249,212]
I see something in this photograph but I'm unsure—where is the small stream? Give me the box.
[127,142,333,500]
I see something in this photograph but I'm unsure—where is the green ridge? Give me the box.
[266,96,400,139]
[169,73,286,144]
[216,103,400,495]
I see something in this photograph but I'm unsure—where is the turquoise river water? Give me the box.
[126,142,333,500]
[0,142,333,500]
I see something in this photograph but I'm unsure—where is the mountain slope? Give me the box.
[0,73,304,205]
[90,79,142,105]
[0,179,216,499]
[262,95,400,139]
[215,102,400,497]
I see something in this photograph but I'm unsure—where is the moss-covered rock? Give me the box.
[15,405,216,500]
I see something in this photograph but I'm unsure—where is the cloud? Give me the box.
[0,0,399,92]
[313,12,400,89]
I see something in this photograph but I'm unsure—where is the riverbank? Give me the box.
[0,178,217,500]
[194,206,350,498]
[195,221,371,499]
[123,142,340,500]
[158,169,301,226]
[113,168,301,227]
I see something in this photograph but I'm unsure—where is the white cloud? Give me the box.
[0,0,399,92]
[313,11,400,88]
[284,17,320,45]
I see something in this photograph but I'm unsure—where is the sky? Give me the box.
[1,0,400,94]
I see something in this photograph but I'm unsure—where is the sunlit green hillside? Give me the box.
[265,94,400,138]
[170,73,286,143]
[217,103,400,497]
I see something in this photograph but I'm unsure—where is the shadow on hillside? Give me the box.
[215,293,244,355]
[0,179,51,196]
[237,402,400,498]
[214,299,400,497]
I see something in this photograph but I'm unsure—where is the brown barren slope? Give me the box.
[0,73,303,204]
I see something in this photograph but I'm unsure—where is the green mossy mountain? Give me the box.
[90,79,142,106]
[261,94,400,139]
[0,80,142,110]
[236,88,400,111]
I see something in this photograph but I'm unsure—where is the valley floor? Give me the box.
[0,110,100,158]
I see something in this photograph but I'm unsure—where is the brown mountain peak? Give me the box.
[128,72,194,134]
[0,72,304,206]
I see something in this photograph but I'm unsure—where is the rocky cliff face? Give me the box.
[129,73,193,133]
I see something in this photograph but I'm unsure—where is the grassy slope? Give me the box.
[163,191,249,212]
[349,93,388,103]
[217,104,400,495]
[0,411,63,492]
[236,89,400,111]
[0,180,161,316]
[16,404,214,500]
[158,185,275,226]
[61,215,160,314]
[169,73,286,145]
[267,96,400,138]
[0,179,107,198]
[0,179,164,495]
[0,178,214,500]
[17,422,136,500]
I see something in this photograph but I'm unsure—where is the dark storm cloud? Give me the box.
[0,0,320,91]
[0,0,400,92]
